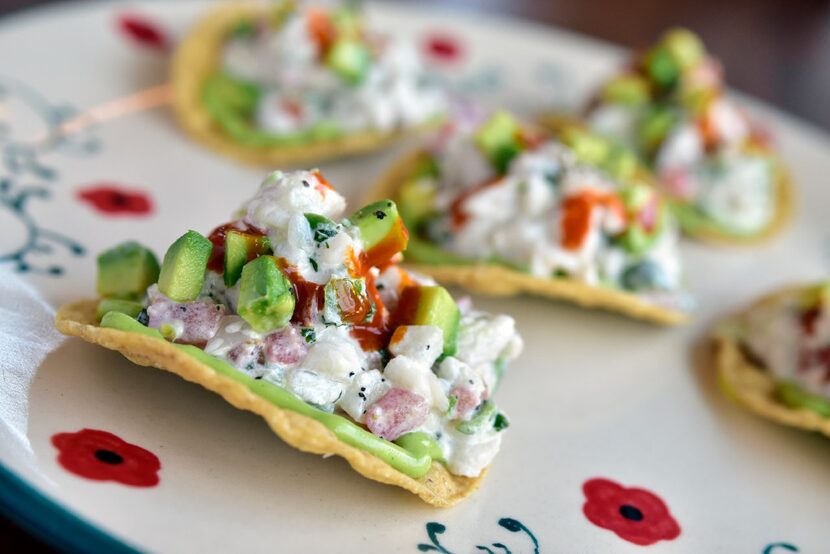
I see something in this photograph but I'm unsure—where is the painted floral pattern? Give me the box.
[582,478,681,546]
[51,429,161,487]
[77,184,153,216]
[117,13,170,51]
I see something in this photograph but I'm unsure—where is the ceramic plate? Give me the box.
[2,1,829,552]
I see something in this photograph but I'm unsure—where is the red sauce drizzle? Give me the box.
[277,259,325,327]
[350,271,393,351]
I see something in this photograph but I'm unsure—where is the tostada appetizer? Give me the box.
[575,29,792,243]
[369,110,692,325]
[713,282,830,437]
[56,170,522,507]
[172,1,446,166]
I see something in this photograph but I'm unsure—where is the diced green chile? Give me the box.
[100,312,433,479]
[455,401,499,435]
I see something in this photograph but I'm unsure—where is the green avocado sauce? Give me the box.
[100,311,433,479]
[776,381,830,418]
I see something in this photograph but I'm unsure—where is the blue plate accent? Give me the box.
[0,461,139,554]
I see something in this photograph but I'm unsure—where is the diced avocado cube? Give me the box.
[204,72,260,116]
[158,231,213,302]
[349,200,409,268]
[663,28,704,70]
[326,39,371,84]
[562,128,611,167]
[237,256,296,333]
[224,230,272,287]
[305,213,339,244]
[395,285,460,356]
[639,106,678,153]
[455,401,497,434]
[96,241,160,299]
[798,282,830,310]
[474,111,522,173]
[646,47,679,90]
[601,75,650,106]
[228,19,255,39]
[604,147,639,182]
[397,177,437,229]
[322,277,372,325]
[619,184,653,211]
[394,432,444,462]
[95,298,144,321]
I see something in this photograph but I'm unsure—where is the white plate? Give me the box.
[1,1,829,552]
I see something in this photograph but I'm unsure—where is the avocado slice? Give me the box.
[96,241,160,299]
[663,28,704,70]
[158,231,213,302]
[224,230,272,287]
[237,256,296,333]
[326,38,371,84]
[349,200,409,268]
[474,110,522,173]
[95,298,144,321]
[394,285,460,356]
[601,74,651,106]
[645,46,679,90]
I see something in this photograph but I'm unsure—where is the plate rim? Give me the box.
[0,460,138,554]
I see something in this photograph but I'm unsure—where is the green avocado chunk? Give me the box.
[224,230,272,287]
[95,298,144,321]
[777,381,830,418]
[474,110,522,173]
[99,311,432,479]
[663,28,704,70]
[601,74,651,106]
[158,231,213,302]
[395,285,460,357]
[237,256,296,333]
[96,241,160,299]
[348,200,409,267]
[395,432,444,462]
[326,39,371,84]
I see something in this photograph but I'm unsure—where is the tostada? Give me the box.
[574,29,792,243]
[172,1,446,166]
[713,282,830,437]
[56,169,522,507]
[368,110,692,325]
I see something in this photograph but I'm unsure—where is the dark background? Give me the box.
[2,0,829,551]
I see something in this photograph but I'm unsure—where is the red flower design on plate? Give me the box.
[117,13,169,51]
[423,33,463,63]
[51,429,161,487]
[77,184,153,216]
[582,478,681,546]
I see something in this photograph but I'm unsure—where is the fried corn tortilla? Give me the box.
[537,113,794,245]
[367,151,690,326]
[56,300,484,507]
[172,2,432,167]
[712,287,830,437]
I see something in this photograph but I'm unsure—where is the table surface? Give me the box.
[1,0,829,551]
